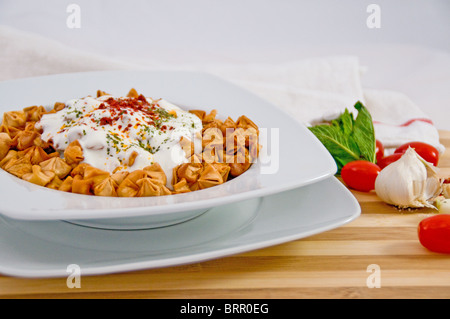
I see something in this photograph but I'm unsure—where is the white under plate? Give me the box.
[0,176,360,278]
[0,70,336,226]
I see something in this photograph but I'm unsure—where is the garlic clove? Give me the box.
[436,198,450,213]
[375,147,441,209]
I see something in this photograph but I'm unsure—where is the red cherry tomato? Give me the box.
[341,160,381,192]
[394,141,439,166]
[377,153,403,170]
[418,214,450,254]
[375,140,384,163]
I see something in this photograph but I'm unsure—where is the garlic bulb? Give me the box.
[375,147,441,209]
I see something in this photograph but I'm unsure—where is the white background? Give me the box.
[1,0,449,128]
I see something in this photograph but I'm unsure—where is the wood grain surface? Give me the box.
[2,131,450,299]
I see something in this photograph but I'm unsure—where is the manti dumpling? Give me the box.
[22,165,55,187]
[64,140,84,166]
[0,132,12,161]
[117,164,172,197]
[194,164,224,190]
[18,146,52,165]
[0,150,32,178]
[2,110,27,129]
[39,157,73,179]
[70,163,110,195]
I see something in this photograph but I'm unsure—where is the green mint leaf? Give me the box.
[331,108,354,137]
[352,101,376,163]
[309,124,361,172]
[308,101,376,174]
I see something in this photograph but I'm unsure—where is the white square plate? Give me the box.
[0,70,336,225]
[0,176,359,278]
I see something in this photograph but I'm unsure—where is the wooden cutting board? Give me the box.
[2,131,450,299]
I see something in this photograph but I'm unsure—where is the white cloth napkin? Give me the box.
[0,25,445,155]
[364,89,444,154]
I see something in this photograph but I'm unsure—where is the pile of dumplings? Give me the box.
[0,90,260,197]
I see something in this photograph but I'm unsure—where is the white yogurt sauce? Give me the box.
[36,94,202,188]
